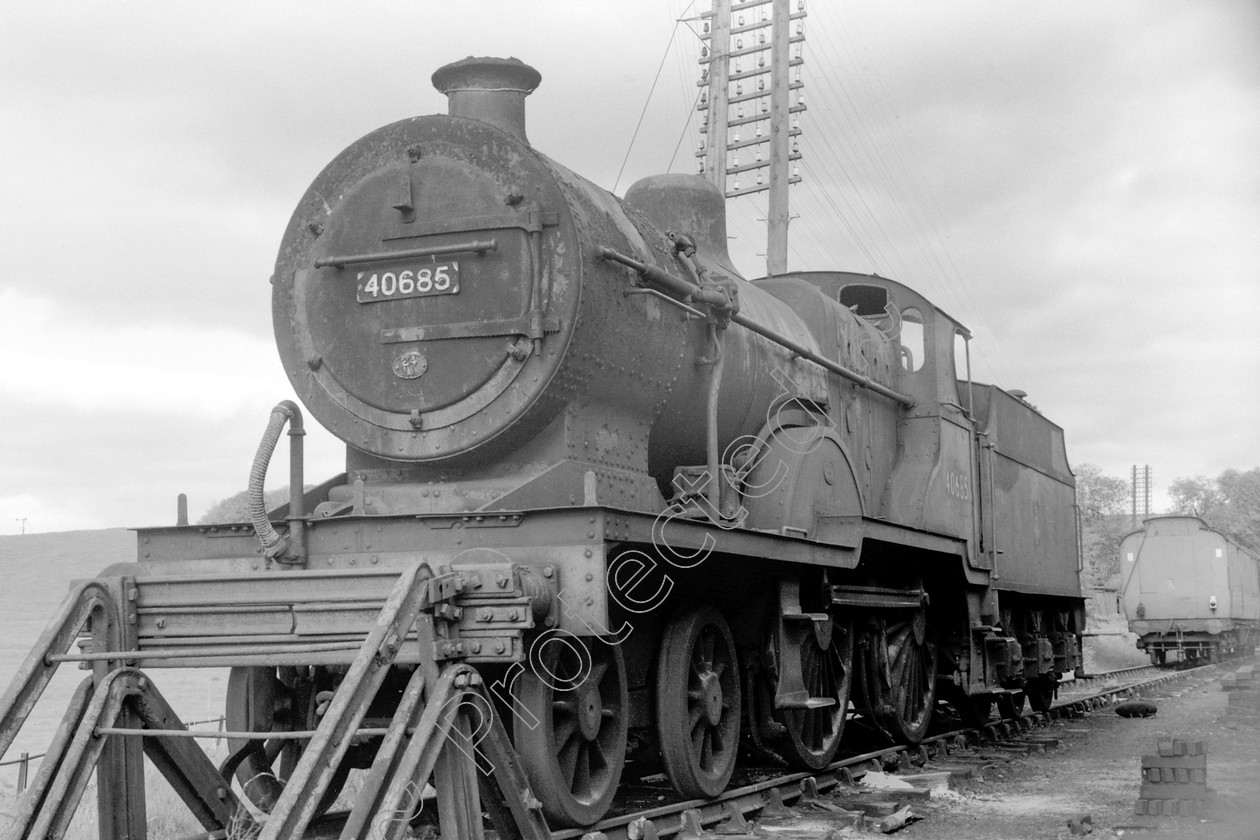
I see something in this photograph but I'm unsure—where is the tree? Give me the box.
[1075,463,1129,522]
[1074,464,1131,586]
[1168,475,1224,518]
[199,487,296,525]
[1167,468,1260,552]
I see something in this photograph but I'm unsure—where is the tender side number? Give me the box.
[357,262,460,303]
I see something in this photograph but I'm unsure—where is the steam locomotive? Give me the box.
[132,56,1085,828]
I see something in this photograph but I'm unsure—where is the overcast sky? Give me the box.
[1,1,1256,533]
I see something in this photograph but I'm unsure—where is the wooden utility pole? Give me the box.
[767,0,791,274]
[702,1,731,197]
[697,0,805,276]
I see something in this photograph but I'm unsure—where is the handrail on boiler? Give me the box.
[597,246,915,408]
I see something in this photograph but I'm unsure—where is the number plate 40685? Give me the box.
[356,262,460,303]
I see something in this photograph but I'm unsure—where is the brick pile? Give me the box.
[1219,663,1253,691]
[1222,665,1259,725]
[1133,738,1209,818]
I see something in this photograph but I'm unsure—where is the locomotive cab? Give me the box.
[762,272,981,544]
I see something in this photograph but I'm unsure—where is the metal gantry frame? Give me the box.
[0,562,550,840]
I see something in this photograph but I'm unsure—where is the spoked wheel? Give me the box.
[953,691,995,728]
[515,636,628,827]
[997,690,1026,720]
[224,666,350,816]
[656,606,741,798]
[856,610,938,744]
[1026,675,1057,713]
[769,618,854,770]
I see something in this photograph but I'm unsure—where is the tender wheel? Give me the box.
[224,666,350,816]
[1026,676,1056,713]
[856,610,937,744]
[770,618,854,770]
[953,691,995,728]
[515,636,628,827]
[655,606,741,798]
[996,690,1026,720]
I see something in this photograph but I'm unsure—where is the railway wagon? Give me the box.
[1121,515,1260,663]
[0,55,1085,836]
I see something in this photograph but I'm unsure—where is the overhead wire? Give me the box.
[809,5,1021,386]
[614,17,686,194]
[641,0,1024,386]
[668,0,707,175]
[806,20,940,285]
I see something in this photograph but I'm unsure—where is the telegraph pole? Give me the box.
[697,0,806,275]
[1130,464,1152,527]
[766,0,792,274]
[702,2,731,198]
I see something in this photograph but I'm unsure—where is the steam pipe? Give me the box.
[248,401,306,566]
[705,324,725,513]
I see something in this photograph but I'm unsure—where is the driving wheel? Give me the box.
[856,610,938,744]
[769,617,854,770]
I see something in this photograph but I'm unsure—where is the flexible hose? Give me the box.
[248,401,301,560]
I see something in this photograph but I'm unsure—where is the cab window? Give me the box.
[899,308,925,372]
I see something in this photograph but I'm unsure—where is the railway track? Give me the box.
[281,660,1234,840]
[532,661,1224,840]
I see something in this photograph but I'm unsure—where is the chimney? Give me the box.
[431,56,541,143]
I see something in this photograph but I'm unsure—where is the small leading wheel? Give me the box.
[514,635,629,827]
[224,666,350,816]
[656,606,741,799]
[770,618,854,770]
[856,610,938,744]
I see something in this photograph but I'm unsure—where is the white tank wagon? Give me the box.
[1120,515,1260,664]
